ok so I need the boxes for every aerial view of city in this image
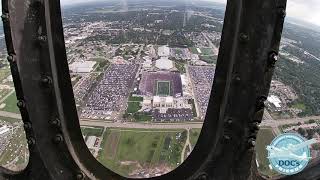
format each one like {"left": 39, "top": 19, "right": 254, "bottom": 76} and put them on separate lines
{"left": 0, "top": 0, "right": 320, "bottom": 179}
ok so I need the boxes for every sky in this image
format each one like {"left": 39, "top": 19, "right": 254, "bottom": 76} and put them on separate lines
{"left": 59, "top": 0, "right": 320, "bottom": 26}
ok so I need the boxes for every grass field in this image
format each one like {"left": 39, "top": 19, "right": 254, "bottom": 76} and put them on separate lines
{"left": 81, "top": 126, "right": 104, "bottom": 137}
{"left": 199, "top": 55, "right": 217, "bottom": 64}
{"left": 200, "top": 48, "right": 214, "bottom": 56}
{"left": 189, "top": 47, "right": 199, "bottom": 54}
{"left": 255, "top": 127, "right": 278, "bottom": 177}
{"left": 128, "top": 95, "right": 143, "bottom": 102}
{"left": 1, "top": 92, "right": 19, "bottom": 113}
{"left": 156, "top": 81, "right": 171, "bottom": 96}
{"left": 133, "top": 113, "right": 152, "bottom": 122}
{"left": 97, "top": 128, "right": 185, "bottom": 177}
{"left": 190, "top": 129, "right": 201, "bottom": 148}
{"left": 126, "top": 102, "right": 142, "bottom": 114}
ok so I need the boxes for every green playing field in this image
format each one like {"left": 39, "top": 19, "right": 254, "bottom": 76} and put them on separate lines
{"left": 156, "top": 81, "right": 171, "bottom": 96}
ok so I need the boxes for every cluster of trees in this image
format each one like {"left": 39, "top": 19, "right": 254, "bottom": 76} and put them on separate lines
{"left": 274, "top": 49, "right": 320, "bottom": 116}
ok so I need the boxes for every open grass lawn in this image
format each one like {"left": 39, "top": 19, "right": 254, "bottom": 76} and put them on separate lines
{"left": 156, "top": 81, "right": 171, "bottom": 96}
{"left": 200, "top": 55, "right": 217, "bottom": 64}
{"left": 291, "top": 102, "right": 307, "bottom": 111}
{"left": 255, "top": 127, "right": 278, "bottom": 177}
{"left": 190, "top": 129, "right": 201, "bottom": 148}
{"left": 2, "top": 92, "right": 19, "bottom": 113}
{"left": 133, "top": 113, "right": 152, "bottom": 122}
{"left": 200, "top": 48, "right": 214, "bottom": 56}
{"left": 189, "top": 47, "right": 199, "bottom": 54}
{"left": 97, "top": 128, "right": 185, "bottom": 177}
{"left": 96, "top": 60, "right": 110, "bottom": 72}
{"left": 81, "top": 126, "right": 104, "bottom": 137}
{"left": 128, "top": 95, "right": 143, "bottom": 102}
{"left": 126, "top": 102, "right": 141, "bottom": 114}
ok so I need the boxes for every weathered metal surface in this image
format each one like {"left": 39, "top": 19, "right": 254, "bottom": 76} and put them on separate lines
{"left": 5, "top": 0, "right": 320, "bottom": 180}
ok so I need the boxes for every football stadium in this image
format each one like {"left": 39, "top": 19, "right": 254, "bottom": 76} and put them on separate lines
{"left": 139, "top": 72, "right": 183, "bottom": 98}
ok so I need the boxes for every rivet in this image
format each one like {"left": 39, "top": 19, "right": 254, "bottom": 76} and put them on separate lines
{"left": 76, "top": 172, "right": 84, "bottom": 180}
{"left": 23, "top": 122, "right": 32, "bottom": 130}
{"left": 27, "top": 138, "right": 35, "bottom": 146}
{"left": 239, "top": 33, "right": 249, "bottom": 43}
{"left": 1, "top": 13, "right": 9, "bottom": 22}
{"left": 227, "top": 119, "right": 233, "bottom": 125}
{"left": 196, "top": 173, "right": 208, "bottom": 180}
{"left": 38, "top": 35, "right": 47, "bottom": 43}
{"left": 256, "top": 96, "right": 267, "bottom": 111}
{"left": 224, "top": 135, "right": 231, "bottom": 140}
{"left": 51, "top": 118, "right": 61, "bottom": 127}
{"left": 269, "top": 52, "right": 278, "bottom": 67}
{"left": 248, "top": 138, "right": 256, "bottom": 147}
{"left": 40, "top": 76, "right": 52, "bottom": 86}
{"left": 7, "top": 55, "right": 14, "bottom": 63}
{"left": 17, "top": 100, "right": 26, "bottom": 108}
{"left": 53, "top": 134, "right": 63, "bottom": 144}
{"left": 279, "top": 8, "right": 286, "bottom": 18}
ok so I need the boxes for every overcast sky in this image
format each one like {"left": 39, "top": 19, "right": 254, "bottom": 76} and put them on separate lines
{"left": 60, "top": 0, "right": 319, "bottom": 26}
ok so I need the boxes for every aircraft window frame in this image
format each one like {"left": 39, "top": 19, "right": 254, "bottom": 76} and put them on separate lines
{"left": 1, "top": 0, "right": 318, "bottom": 179}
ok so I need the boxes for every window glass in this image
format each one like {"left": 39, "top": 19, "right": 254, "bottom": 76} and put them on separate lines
{"left": 62, "top": 0, "right": 225, "bottom": 178}
{"left": 0, "top": 21, "right": 29, "bottom": 171}
{"left": 255, "top": 1, "right": 320, "bottom": 178}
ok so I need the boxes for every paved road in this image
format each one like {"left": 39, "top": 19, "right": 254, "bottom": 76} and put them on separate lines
{"left": 0, "top": 109, "right": 319, "bottom": 130}
{"left": 181, "top": 128, "right": 192, "bottom": 163}
{"left": 80, "top": 119, "right": 203, "bottom": 129}
{"left": 0, "top": 111, "right": 21, "bottom": 119}
{"left": 261, "top": 116, "right": 320, "bottom": 127}
{"left": 202, "top": 32, "right": 219, "bottom": 55}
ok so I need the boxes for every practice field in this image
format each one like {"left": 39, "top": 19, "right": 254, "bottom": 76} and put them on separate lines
{"left": 255, "top": 127, "right": 278, "bottom": 177}
{"left": 156, "top": 81, "right": 171, "bottom": 96}
{"left": 1, "top": 92, "right": 19, "bottom": 113}
{"left": 190, "top": 129, "right": 201, "bottom": 148}
{"left": 97, "top": 128, "right": 186, "bottom": 177}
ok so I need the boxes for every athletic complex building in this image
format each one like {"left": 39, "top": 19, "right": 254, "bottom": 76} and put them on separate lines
{"left": 138, "top": 71, "right": 193, "bottom": 121}
{"left": 139, "top": 71, "right": 183, "bottom": 98}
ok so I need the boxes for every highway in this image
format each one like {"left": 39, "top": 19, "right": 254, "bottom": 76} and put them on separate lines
{"left": 0, "top": 110, "right": 319, "bottom": 130}
{"left": 261, "top": 116, "right": 320, "bottom": 127}
{"left": 80, "top": 119, "right": 203, "bottom": 129}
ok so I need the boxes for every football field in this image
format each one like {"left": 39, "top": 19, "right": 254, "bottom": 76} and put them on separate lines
{"left": 156, "top": 81, "right": 171, "bottom": 96}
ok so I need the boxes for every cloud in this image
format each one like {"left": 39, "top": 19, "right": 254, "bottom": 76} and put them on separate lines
{"left": 59, "top": 0, "right": 320, "bottom": 26}
{"left": 287, "top": 0, "right": 320, "bottom": 26}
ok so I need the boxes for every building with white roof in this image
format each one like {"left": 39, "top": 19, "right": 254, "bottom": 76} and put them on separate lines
{"left": 158, "top": 46, "right": 170, "bottom": 57}
{"left": 153, "top": 96, "right": 174, "bottom": 109}
{"left": 155, "top": 57, "right": 174, "bottom": 70}
{"left": 69, "top": 61, "right": 96, "bottom": 73}
{"left": 155, "top": 46, "right": 174, "bottom": 70}
{"left": 267, "top": 95, "right": 282, "bottom": 108}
